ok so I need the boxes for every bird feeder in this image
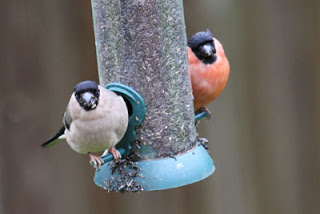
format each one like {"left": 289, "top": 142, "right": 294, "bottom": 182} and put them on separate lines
{"left": 91, "top": 0, "right": 215, "bottom": 192}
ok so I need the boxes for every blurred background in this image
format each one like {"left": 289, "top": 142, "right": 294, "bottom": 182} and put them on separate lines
{"left": 0, "top": 0, "right": 319, "bottom": 213}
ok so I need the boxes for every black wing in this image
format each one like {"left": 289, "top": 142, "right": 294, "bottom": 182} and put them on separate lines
{"left": 41, "top": 102, "right": 73, "bottom": 148}
{"left": 41, "top": 126, "right": 65, "bottom": 148}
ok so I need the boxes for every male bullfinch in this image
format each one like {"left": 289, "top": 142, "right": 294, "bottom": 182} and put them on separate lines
{"left": 188, "top": 29, "right": 230, "bottom": 117}
{"left": 42, "top": 81, "right": 129, "bottom": 170}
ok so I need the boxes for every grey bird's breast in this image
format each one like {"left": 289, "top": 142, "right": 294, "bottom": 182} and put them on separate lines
{"left": 65, "top": 86, "right": 129, "bottom": 154}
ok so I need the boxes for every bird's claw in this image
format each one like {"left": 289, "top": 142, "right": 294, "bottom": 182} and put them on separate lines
{"left": 109, "top": 147, "right": 122, "bottom": 161}
{"left": 89, "top": 153, "right": 104, "bottom": 170}
{"left": 198, "top": 107, "right": 211, "bottom": 119}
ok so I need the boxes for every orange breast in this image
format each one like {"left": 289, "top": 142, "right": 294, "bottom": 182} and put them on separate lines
{"left": 187, "top": 38, "right": 230, "bottom": 111}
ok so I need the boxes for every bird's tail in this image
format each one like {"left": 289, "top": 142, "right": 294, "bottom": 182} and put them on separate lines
{"left": 41, "top": 127, "right": 65, "bottom": 148}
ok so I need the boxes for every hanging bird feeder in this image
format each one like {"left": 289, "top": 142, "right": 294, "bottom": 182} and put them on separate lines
{"left": 90, "top": 0, "right": 214, "bottom": 192}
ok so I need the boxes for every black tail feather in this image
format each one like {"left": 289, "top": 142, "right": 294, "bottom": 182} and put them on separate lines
{"left": 41, "top": 126, "right": 65, "bottom": 148}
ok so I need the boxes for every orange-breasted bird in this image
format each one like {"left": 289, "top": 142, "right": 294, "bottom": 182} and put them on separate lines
{"left": 187, "top": 29, "right": 230, "bottom": 116}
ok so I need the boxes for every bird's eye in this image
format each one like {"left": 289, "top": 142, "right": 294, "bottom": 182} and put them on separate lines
{"left": 79, "top": 98, "right": 83, "bottom": 103}
{"left": 95, "top": 89, "right": 100, "bottom": 96}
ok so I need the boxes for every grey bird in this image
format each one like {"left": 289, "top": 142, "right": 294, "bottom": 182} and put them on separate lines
{"left": 42, "top": 80, "right": 129, "bottom": 169}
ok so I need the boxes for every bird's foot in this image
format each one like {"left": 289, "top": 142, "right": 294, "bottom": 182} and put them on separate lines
{"left": 197, "top": 107, "right": 211, "bottom": 119}
{"left": 109, "top": 147, "right": 122, "bottom": 161}
{"left": 195, "top": 120, "right": 200, "bottom": 128}
{"left": 89, "top": 153, "right": 104, "bottom": 170}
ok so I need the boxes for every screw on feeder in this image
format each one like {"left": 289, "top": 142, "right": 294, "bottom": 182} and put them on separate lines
{"left": 91, "top": 0, "right": 215, "bottom": 191}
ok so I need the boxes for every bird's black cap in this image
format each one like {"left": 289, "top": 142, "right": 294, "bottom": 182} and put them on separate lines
{"left": 74, "top": 80, "right": 99, "bottom": 94}
{"left": 188, "top": 29, "right": 213, "bottom": 49}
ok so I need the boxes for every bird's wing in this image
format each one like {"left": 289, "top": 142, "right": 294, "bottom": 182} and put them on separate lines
{"left": 41, "top": 105, "right": 72, "bottom": 148}
{"left": 41, "top": 126, "right": 65, "bottom": 148}
{"left": 63, "top": 105, "right": 72, "bottom": 130}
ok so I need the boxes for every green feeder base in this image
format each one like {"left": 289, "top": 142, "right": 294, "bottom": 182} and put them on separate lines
{"left": 94, "top": 144, "right": 215, "bottom": 191}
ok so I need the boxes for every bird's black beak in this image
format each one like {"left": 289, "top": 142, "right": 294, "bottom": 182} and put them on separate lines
{"left": 202, "top": 44, "right": 216, "bottom": 57}
{"left": 81, "top": 92, "right": 98, "bottom": 110}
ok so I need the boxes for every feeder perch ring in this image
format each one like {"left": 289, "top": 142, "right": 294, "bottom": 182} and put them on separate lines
{"left": 99, "top": 83, "right": 146, "bottom": 163}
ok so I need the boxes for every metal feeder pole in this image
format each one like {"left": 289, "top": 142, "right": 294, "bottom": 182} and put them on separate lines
{"left": 91, "top": 0, "right": 214, "bottom": 191}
